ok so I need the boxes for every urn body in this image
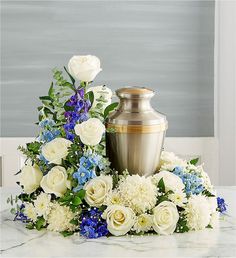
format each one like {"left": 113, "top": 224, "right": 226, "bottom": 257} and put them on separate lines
{"left": 106, "top": 87, "right": 168, "bottom": 176}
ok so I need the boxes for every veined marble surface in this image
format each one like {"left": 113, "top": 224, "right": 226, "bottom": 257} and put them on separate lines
{"left": 1, "top": 187, "right": 236, "bottom": 258}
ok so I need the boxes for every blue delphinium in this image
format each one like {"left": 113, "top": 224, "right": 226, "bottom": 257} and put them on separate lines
{"left": 38, "top": 118, "right": 60, "bottom": 142}
{"left": 64, "top": 88, "right": 91, "bottom": 141}
{"left": 80, "top": 208, "right": 108, "bottom": 238}
{"left": 217, "top": 197, "right": 227, "bottom": 213}
{"left": 173, "top": 166, "right": 205, "bottom": 195}
{"left": 72, "top": 156, "right": 97, "bottom": 192}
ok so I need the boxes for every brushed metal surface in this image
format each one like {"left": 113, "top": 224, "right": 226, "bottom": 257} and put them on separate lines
{"left": 106, "top": 87, "right": 167, "bottom": 175}
{"left": 1, "top": 0, "right": 214, "bottom": 137}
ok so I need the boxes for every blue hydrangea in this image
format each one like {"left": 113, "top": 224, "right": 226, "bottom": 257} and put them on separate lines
{"left": 38, "top": 119, "right": 60, "bottom": 142}
{"left": 217, "top": 197, "right": 227, "bottom": 213}
{"left": 173, "top": 166, "right": 205, "bottom": 195}
{"left": 80, "top": 208, "right": 108, "bottom": 238}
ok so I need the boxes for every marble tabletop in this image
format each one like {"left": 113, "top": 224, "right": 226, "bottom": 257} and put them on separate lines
{"left": 1, "top": 186, "right": 236, "bottom": 258}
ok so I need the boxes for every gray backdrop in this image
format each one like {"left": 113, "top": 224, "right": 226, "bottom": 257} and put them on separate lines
{"left": 1, "top": 0, "right": 215, "bottom": 137}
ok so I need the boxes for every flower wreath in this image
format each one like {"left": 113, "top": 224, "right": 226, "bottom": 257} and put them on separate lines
{"left": 8, "top": 55, "right": 227, "bottom": 238}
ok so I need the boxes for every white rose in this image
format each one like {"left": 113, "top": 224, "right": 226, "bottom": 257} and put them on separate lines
{"left": 152, "top": 201, "right": 179, "bottom": 235}
{"left": 41, "top": 138, "right": 72, "bottom": 165}
{"left": 40, "top": 166, "right": 71, "bottom": 197}
{"left": 102, "top": 205, "right": 135, "bottom": 236}
{"left": 68, "top": 55, "right": 102, "bottom": 82}
{"left": 74, "top": 118, "right": 105, "bottom": 146}
{"left": 153, "top": 171, "right": 185, "bottom": 193}
{"left": 87, "top": 85, "right": 113, "bottom": 111}
{"left": 19, "top": 165, "right": 43, "bottom": 194}
{"left": 84, "top": 175, "right": 112, "bottom": 207}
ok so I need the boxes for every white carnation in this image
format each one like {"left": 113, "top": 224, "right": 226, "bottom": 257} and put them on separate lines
{"left": 118, "top": 175, "right": 157, "bottom": 214}
{"left": 169, "top": 190, "right": 187, "bottom": 207}
{"left": 34, "top": 193, "right": 52, "bottom": 219}
{"left": 133, "top": 214, "right": 153, "bottom": 233}
{"left": 47, "top": 203, "right": 77, "bottom": 232}
{"left": 185, "top": 195, "right": 211, "bottom": 230}
{"left": 152, "top": 171, "right": 185, "bottom": 193}
{"left": 104, "top": 189, "right": 123, "bottom": 206}
{"left": 24, "top": 203, "right": 37, "bottom": 222}
{"left": 160, "top": 151, "right": 187, "bottom": 171}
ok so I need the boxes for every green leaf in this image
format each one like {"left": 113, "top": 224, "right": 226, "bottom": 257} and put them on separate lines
{"left": 206, "top": 224, "right": 213, "bottom": 229}
{"left": 85, "top": 91, "right": 94, "bottom": 106}
{"left": 60, "top": 230, "right": 74, "bottom": 237}
{"left": 70, "top": 219, "right": 79, "bottom": 225}
{"left": 26, "top": 142, "right": 41, "bottom": 155}
{"left": 157, "top": 177, "right": 165, "bottom": 193}
{"left": 35, "top": 217, "right": 45, "bottom": 231}
{"left": 202, "top": 189, "right": 215, "bottom": 197}
{"left": 26, "top": 223, "right": 34, "bottom": 230}
{"left": 48, "top": 82, "right": 54, "bottom": 98}
{"left": 189, "top": 157, "right": 199, "bottom": 165}
{"left": 72, "top": 196, "right": 82, "bottom": 206}
{"left": 39, "top": 96, "right": 52, "bottom": 101}
{"left": 76, "top": 189, "right": 86, "bottom": 200}
{"left": 104, "top": 102, "right": 119, "bottom": 119}
{"left": 64, "top": 66, "right": 75, "bottom": 85}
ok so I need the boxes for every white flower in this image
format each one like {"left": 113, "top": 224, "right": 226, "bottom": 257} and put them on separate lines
{"left": 34, "top": 193, "right": 52, "bottom": 219}
{"left": 24, "top": 203, "right": 37, "bottom": 222}
{"left": 153, "top": 171, "right": 185, "bottom": 193}
{"left": 75, "top": 118, "right": 105, "bottom": 146}
{"left": 185, "top": 195, "right": 211, "bottom": 230}
{"left": 47, "top": 203, "right": 77, "bottom": 232}
{"left": 68, "top": 55, "right": 102, "bottom": 82}
{"left": 152, "top": 201, "right": 179, "bottom": 235}
{"left": 40, "top": 166, "right": 71, "bottom": 197}
{"left": 118, "top": 175, "right": 157, "bottom": 214}
{"left": 133, "top": 214, "right": 153, "bottom": 233}
{"left": 84, "top": 175, "right": 112, "bottom": 207}
{"left": 169, "top": 191, "right": 187, "bottom": 207}
{"left": 160, "top": 151, "right": 187, "bottom": 171}
{"left": 104, "top": 190, "right": 123, "bottom": 206}
{"left": 87, "top": 85, "right": 113, "bottom": 111}
{"left": 41, "top": 138, "right": 72, "bottom": 165}
{"left": 209, "top": 211, "right": 220, "bottom": 228}
{"left": 102, "top": 205, "right": 135, "bottom": 236}
{"left": 208, "top": 196, "right": 218, "bottom": 213}
{"left": 19, "top": 165, "right": 43, "bottom": 194}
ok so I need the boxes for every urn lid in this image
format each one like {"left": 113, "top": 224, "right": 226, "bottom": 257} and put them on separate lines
{"left": 116, "top": 87, "right": 155, "bottom": 99}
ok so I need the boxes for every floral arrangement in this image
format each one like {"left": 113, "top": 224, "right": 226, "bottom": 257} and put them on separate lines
{"left": 8, "top": 55, "right": 227, "bottom": 238}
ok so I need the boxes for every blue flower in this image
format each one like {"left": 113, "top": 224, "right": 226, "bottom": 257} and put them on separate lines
{"left": 14, "top": 204, "right": 28, "bottom": 223}
{"left": 41, "top": 129, "right": 60, "bottom": 142}
{"left": 39, "top": 119, "right": 56, "bottom": 128}
{"left": 173, "top": 166, "right": 205, "bottom": 195}
{"left": 217, "top": 197, "right": 227, "bottom": 213}
{"left": 63, "top": 88, "right": 91, "bottom": 142}
{"left": 73, "top": 166, "right": 93, "bottom": 185}
{"left": 80, "top": 208, "right": 108, "bottom": 238}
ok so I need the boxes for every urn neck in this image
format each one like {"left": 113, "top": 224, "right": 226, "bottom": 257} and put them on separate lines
{"left": 118, "top": 98, "right": 153, "bottom": 112}
{"left": 116, "top": 87, "right": 155, "bottom": 113}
